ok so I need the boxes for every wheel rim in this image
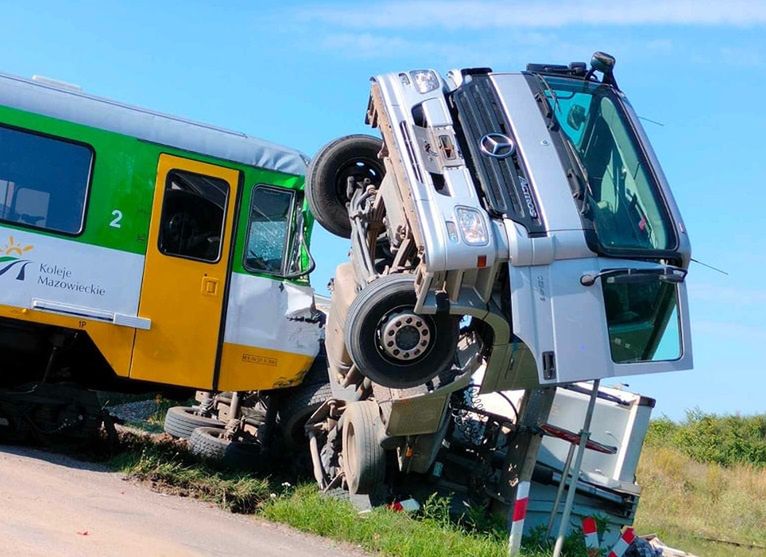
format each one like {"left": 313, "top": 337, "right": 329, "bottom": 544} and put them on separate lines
{"left": 335, "top": 157, "right": 384, "bottom": 202}
{"left": 376, "top": 307, "right": 435, "bottom": 364}
{"left": 378, "top": 309, "right": 433, "bottom": 362}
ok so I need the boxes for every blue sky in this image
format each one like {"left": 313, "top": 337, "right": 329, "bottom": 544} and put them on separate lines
{"left": 3, "top": 1, "right": 764, "bottom": 419}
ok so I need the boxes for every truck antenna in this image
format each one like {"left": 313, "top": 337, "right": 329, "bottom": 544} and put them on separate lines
{"left": 691, "top": 257, "right": 728, "bottom": 276}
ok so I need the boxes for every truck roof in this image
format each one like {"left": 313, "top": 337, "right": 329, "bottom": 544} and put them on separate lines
{"left": 0, "top": 72, "right": 307, "bottom": 177}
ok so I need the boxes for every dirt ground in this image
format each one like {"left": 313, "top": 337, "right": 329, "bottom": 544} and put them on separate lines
{"left": 0, "top": 444, "right": 365, "bottom": 557}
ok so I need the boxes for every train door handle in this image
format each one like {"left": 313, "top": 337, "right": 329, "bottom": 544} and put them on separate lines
{"left": 201, "top": 276, "right": 219, "bottom": 296}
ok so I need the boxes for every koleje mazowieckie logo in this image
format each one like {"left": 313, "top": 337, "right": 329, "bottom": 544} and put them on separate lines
{"left": 0, "top": 236, "right": 34, "bottom": 280}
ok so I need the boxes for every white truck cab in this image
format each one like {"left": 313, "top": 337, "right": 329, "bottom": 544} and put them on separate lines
{"left": 308, "top": 53, "right": 692, "bottom": 395}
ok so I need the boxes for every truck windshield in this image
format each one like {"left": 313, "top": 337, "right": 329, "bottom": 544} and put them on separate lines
{"left": 540, "top": 76, "right": 676, "bottom": 254}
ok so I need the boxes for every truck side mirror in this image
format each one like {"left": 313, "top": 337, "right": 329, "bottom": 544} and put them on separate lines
{"left": 591, "top": 51, "right": 616, "bottom": 75}
{"left": 589, "top": 51, "right": 619, "bottom": 89}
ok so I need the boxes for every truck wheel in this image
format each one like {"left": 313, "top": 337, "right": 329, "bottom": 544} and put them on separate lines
{"left": 279, "top": 381, "right": 332, "bottom": 450}
{"left": 342, "top": 401, "right": 385, "bottom": 495}
{"left": 188, "top": 427, "right": 264, "bottom": 471}
{"left": 345, "top": 274, "right": 458, "bottom": 388}
{"left": 163, "top": 406, "right": 224, "bottom": 439}
{"left": 188, "top": 426, "right": 230, "bottom": 459}
{"left": 306, "top": 134, "right": 384, "bottom": 238}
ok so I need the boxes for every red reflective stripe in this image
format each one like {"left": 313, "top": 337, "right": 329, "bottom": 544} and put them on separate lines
{"left": 582, "top": 517, "right": 598, "bottom": 535}
{"left": 512, "top": 497, "right": 528, "bottom": 522}
{"left": 606, "top": 528, "right": 636, "bottom": 557}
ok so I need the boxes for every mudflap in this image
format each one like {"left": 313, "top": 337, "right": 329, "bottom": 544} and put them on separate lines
{"left": 0, "top": 383, "right": 105, "bottom": 446}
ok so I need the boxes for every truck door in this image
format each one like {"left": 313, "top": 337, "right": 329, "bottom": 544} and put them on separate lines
{"left": 508, "top": 257, "right": 693, "bottom": 386}
{"left": 130, "top": 154, "right": 240, "bottom": 388}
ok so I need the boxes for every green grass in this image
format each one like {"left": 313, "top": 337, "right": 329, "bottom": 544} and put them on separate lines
{"left": 260, "top": 485, "right": 593, "bottom": 557}
{"left": 110, "top": 432, "right": 270, "bottom": 513}
{"left": 646, "top": 410, "right": 766, "bottom": 467}
{"left": 107, "top": 431, "right": 587, "bottom": 556}
{"left": 263, "top": 486, "right": 512, "bottom": 557}
{"left": 104, "top": 409, "right": 766, "bottom": 557}
{"left": 636, "top": 414, "right": 766, "bottom": 557}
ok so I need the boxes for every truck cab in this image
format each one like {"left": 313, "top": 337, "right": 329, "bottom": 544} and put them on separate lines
{"left": 307, "top": 53, "right": 692, "bottom": 395}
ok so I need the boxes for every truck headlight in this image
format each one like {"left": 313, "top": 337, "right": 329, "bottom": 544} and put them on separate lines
{"left": 410, "top": 70, "right": 440, "bottom": 93}
{"left": 456, "top": 207, "right": 489, "bottom": 245}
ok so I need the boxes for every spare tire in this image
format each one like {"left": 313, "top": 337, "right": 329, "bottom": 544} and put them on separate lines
{"left": 306, "top": 134, "right": 384, "bottom": 238}
{"left": 163, "top": 406, "right": 224, "bottom": 439}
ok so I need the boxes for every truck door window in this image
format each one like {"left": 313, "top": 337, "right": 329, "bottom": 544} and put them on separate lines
{"left": 244, "top": 186, "right": 294, "bottom": 275}
{"left": 0, "top": 125, "right": 92, "bottom": 235}
{"left": 158, "top": 169, "right": 229, "bottom": 262}
{"left": 603, "top": 278, "right": 681, "bottom": 363}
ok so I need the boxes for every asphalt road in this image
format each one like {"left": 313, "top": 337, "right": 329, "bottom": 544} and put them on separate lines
{"left": 0, "top": 444, "right": 365, "bottom": 557}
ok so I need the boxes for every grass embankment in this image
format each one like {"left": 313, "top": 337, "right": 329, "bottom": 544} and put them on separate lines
{"left": 111, "top": 433, "right": 270, "bottom": 513}
{"left": 635, "top": 412, "right": 766, "bottom": 557}
{"left": 108, "top": 430, "right": 580, "bottom": 556}
{"left": 265, "top": 486, "right": 513, "bottom": 557}
{"left": 110, "top": 402, "right": 766, "bottom": 557}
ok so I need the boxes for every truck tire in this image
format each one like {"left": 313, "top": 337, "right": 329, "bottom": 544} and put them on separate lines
{"left": 342, "top": 401, "right": 385, "bottom": 495}
{"left": 188, "top": 427, "right": 264, "bottom": 471}
{"left": 279, "top": 381, "right": 332, "bottom": 450}
{"left": 163, "top": 406, "right": 224, "bottom": 439}
{"left": 306, "top": 134, "right": 384, "bottom": 238}
{"left": 345, "top": 274, "right": 458, "bottom": 388}
{"left": 188, "top": 426, "right": 230, "bottom": 459}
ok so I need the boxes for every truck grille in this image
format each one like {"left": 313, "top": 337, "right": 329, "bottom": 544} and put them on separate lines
{"left": 450, "top": 74, "right": 545, "bottom": 236}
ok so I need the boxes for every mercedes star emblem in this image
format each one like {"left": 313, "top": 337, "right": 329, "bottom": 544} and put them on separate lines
{"left": 479, "top": 133, "right": 515, "bottom": 159}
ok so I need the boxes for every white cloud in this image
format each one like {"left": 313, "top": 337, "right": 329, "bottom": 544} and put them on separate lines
{"left": 320, "top": 33, "right": 455, "bottom": 59}
{"left": 299, "top": 1, "right": 766, "bottom": 30}
{"left": 317, "top": 30, "right": 566, "bottom": 62}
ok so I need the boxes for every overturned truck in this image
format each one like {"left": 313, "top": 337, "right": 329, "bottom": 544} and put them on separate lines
{"left": 302, "top": 52, "right": 692, "bottom": 541}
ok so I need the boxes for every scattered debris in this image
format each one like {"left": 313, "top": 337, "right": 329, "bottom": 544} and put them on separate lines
{"left": 388, "top": 498, "right": 420, "bottom": 513}
{"left": 642, "top": 535, "right": 699, "bottom": 557}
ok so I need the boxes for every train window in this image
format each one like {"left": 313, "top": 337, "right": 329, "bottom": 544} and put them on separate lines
{"left": 244, "top": 186, "right": 294, "bottom": 275}
{"left": 158, "top": 169, "right": 229, "bottom": 262}
{"left": 0, "top": 125, "right": 92, "bottom": 234}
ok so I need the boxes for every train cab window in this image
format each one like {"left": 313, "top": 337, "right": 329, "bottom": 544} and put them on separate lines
{"left": 244, "top": 186, "right": 294, "bottom": 275}
{"left": 158, "top": 169, "right": 229, "bottom": 262}
{"left": 0, "top": 125, "right": 92, "bottom": 234}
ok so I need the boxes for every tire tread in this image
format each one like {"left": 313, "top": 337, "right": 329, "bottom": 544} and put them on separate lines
{"left": 163, "top": 406, "right": 224, "bottom": 439}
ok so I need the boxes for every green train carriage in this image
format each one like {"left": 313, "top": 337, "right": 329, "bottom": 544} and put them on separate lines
{"left": 0, "top": 72, "right": 322, "bottom": 397}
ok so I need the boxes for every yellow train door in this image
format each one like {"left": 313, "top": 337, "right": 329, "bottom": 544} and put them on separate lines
{"left": 130, "top": 154, "right": 240, "bottom": 388}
